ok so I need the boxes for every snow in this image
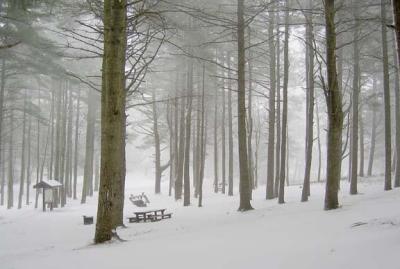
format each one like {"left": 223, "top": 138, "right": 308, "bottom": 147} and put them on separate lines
{"left": 1, "top": 176, "right": 400, "bottom": 269}
{"left": 33, "top": 179, "right": 63, "bottom": 189}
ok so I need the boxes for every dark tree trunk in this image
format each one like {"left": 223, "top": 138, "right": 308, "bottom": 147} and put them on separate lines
{"left": 237, "top": 0, "right": 253, "bottom": 211}
{"left": 95, "top": 0, "right": 127, "bottom": 243}
{"left": 324, "top": 0, "right": 344, "bottom": 210}
{"left": 381, "top": 0, "right": 392, "bottom": 191}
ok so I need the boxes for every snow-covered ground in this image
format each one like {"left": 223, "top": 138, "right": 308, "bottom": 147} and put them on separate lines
{"left": 1, "top": 176, "right": 400, "bottom": 269}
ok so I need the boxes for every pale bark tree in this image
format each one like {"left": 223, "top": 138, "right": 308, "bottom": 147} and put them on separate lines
{"left": 266, "top": 1, "right": 276, "bottom": 200}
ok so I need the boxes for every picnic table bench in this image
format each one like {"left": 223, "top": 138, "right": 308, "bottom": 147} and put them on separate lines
{"left": 127, "top": 209, "right": 172, "bottom": 223}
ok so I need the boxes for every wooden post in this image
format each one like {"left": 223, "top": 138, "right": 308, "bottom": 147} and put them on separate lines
{"left": 42, "top": 188, "right": 46, "bottom": 212}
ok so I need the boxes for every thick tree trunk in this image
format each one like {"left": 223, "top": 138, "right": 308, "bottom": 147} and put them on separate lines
{"left": 324, "top": 0, "right": 344, "bottom": 210}
{"left": 381, "top": 0, "right": 392, "bottom": 191}
{"left": 266, "top": 2, "right": 276, "bottom": 200}
{"left": 95, "top": 0, "right": 127, "bottom": 243}
{"left": 237, "top": 0, "right": 253, "bottom": 211}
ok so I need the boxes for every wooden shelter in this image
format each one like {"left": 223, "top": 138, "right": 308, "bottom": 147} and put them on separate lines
{"left": 33, "top": 180, "right": 62, "bottom": 212}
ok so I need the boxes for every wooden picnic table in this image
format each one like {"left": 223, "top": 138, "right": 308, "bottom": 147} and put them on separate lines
{"left": 133, "top": 209, "right": 166, "bottom": 222}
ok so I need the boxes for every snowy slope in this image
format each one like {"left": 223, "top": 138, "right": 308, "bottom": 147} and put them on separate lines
{"left": 1, "top": 176, "right": 400, "bottom": 269}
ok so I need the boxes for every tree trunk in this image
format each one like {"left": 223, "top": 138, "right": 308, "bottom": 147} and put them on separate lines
{"left": 393, "top": 28, "right": 400, "bottom": 187}
{"left": 18, "top": 90, "right": 27, "bottom": 209}
{"left": 301, "top": 0, "right": 314, "bottom": 202}
{"left": 152, "top": 87, "right": 162, "bottom": 194}
{"left": 381, "top": 0, "right": 392, "bottom": 191}
{"left": 0, "top": 59, "right": 5, "bottom": 206}
{"left": 324, "top": 0, "right": 344, "bottom": 210}
{"left": 316, "top": 102, "right": 322, "bottom": 183}
{"left": 274, "top": 20, "right": 281, "bottom": 198}
{"left": 198, "top": 64, "right": 206, "bottom": 207}
{"left": 82, "top": 90, "right": 96, "bottom": 204}
{"left": 367, "top": 76, "right": 378, "bottom": 177}
{"left": 7, "top": 102, "right": 14, "bottom": 209}
{"left": 95, "top": 0, "right": 127, "bottom": 243}
{"left": 266, "top": 1, "right": 276, "bottom": 200}
{"left": 73, "top": 88, "right": 81, "bottom": 199}
{"left": 213, "top": 72, "right": 219, "bottom": 193}
{"left": 359, "top": 109, "right": 365, "bottom": 177}
{"left": 278, "top": 0, "right": 289, "bottom": 204}
{"left": 237, "top": 0, "right": 253, "bottom": 211}
{"left": 26, "top": 106, "right": 32, "bottom": 205}
{"left": 350, "top": 10, "right": 360, "bottom": 195}
{"left": 175, "top": 73, "right": 185, "bottom": 200}
{"left": 183, "top": 57, "right": 193, "bottom": 207}
{"left": 228, "top": 53, "right": 234, "bottom": 196}
{"left": 222, "top": 58, "right": 227, "bottom": 194}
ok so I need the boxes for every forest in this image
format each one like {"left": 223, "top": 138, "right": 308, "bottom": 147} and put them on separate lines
{"left": 1, "top": 0, "right": 400, "bottom": 268}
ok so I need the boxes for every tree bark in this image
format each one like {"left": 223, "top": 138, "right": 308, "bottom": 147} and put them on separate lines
{"left": 183, "top": 57, "right": 193, "bottom": 206}
{"left": 279, "top": 0, "right": 289, "bottom": 204}
{"left": 350, "top": 9, "right": 360, "bottom": 195}
{"left": 266, "top": 1, "right": 276, "bottom": 200}
{"left": 95, "top": 0, "right": 127, "bottom": 243}
{"left": 237, "top": 0, "right": 253, "bottom": 211}
{"left": 367, "top": 76, "right": 378, "bottom": 177}
{"left": 18, "top": 90, "right": 27, "bottom": 209}
{"left": 301, "top": 0, "right": 314, "bottom": 202}
{"left": 228, "top": 53, "right": 234, "bottom": 196}
{"left": 0, "top": 59, "right": 5, "bottom": 206}
{"left": 324, "top": 0, "right": 344, "bottom": 210}
{"left": 73, "top": 88, "right": 81, "bottom": 199}
{"left": 381, "top": 0, "right": 392, "bottom": 191}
